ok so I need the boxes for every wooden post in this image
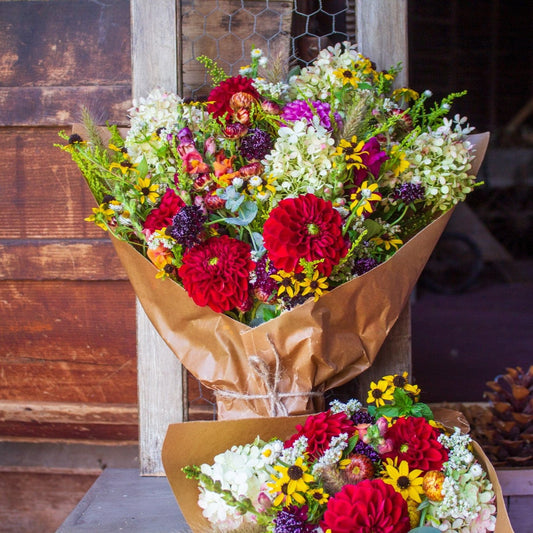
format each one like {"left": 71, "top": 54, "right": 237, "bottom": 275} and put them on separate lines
{"left": 131, "top": 0, "right": 186, "bottom": 476}
{"left": 354, "top": 0, "right": 411, "bottom": 396}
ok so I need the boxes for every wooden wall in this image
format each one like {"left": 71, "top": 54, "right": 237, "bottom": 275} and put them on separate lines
{"left": 0, "top": 0, "right": 137, "bottom": 442}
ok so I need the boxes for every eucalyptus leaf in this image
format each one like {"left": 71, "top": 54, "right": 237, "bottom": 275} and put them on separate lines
{"left": 408, "top": 528, "right": 441, "bottom": 532}
{"left": 250, "top": 231, "right": 264, "bottom": 252}
{"left": 224, "top": 201, "right": 258, "bottom": 226}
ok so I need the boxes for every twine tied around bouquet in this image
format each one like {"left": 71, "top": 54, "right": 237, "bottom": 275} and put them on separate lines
{"left": 215, "top": 334, "right": 322, "bottom": 417}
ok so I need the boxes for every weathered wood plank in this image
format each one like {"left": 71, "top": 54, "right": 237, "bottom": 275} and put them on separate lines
{"left": 0, "top": 127, "right": 103, "bottom": 239}
{"left": 0, "top": 0, "right": 130, "bottom": 86}
{"left": 131, "top": 0, "right": 186, "bottom": 476}
{"left": 0, "top": 280, "right": 137, "bottom": 404}
{"left": 356, "top": 0, "right": 408, "bottom": 87}
{"left": 0, "top": 86, "right": 131, "bottom": 127}
{"left": 0, "top": 239, "right": 127, "bottom": 281}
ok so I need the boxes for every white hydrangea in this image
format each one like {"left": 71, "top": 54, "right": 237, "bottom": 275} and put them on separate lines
{"left": 312, "top": 433, "right": 350, "bottom": 474}
{"left": 288, "top": 41, "right": 363, "bottom": 101}
{"left": 253, "top": 78, "right": 290, "bottom": 101}
{"left": 124, "top": 88, "right": 205, "bottom": 169}
{"left": 402, "top": 120, "right": 476, "bottom": 211}
{"left": 329, "top": 398, "right": 363, "bottom": 417}
{"left": 197, "top": 440, "right": 275, "bottom": 531}
{"left": 425, "top": 429, "right": 497, "bottom": 532}
{"left": 262, "top": 119, "right": 336, "bottom": 199}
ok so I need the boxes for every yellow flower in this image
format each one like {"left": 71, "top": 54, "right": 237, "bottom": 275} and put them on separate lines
{"left": 268, "top": 456, "right": 314, "bottom": 507}
{"left": 134, "top": 177, "right": 159, "bottom": 204}
{"left": 334, "top": 68, "right": 359, "bottom": 87}
{"left": 392, "top": 87, "right": 420, "bottom": 104}
{"left": 84, "top": 203, "right": 114, "bottom": 231}
{"left": 390, "top": 145, "right": 410, "bottom": 177}
{"left": 354, "top": 57, "right": 374, "bottom": 75}
{"left": 382, "top": 371, "right": 421, "bottom": 398}
{"left": 371, "top": 233, "right": 403, "bottom": 251}
{"left": 109, "top": 159, "right": 138, "bottom": 175}
{"left": 381, "top": 458, "right": 424, "bottom": 503}
{"left": 271, "top": 270, "right": 300, "bottom": 298}
{"left": 367, "top": 379, "right": 394, "bottom": 407}
{"left": 300, "top": 270, "right": 328, "bottom": 301}
{"left": 350, "top": 181, "right": 382, "bottom": 216}
{"left": 309, "top": 487, "right": 329, "bottom": 505}
{"left": 335, "top": 136, "right": 367, "bottom": 170}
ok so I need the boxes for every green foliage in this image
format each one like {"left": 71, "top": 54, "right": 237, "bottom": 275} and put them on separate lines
{"left": 368, "top": 388, "right": 434, "bottom": 421}
{"left": 197, "top": 55, "right": 228, "bottom": 85}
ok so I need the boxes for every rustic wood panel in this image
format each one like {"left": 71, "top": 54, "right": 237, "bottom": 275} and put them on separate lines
{"left": 0, "top": 470, "right": 98, "bottom": 533}
{"left": 0, "top": 0, "right": 131, "bottom": 126}
{"left": 0, "top": 127, "right": 107, "bottom": 239}
{"left": 0, "top": 280, "right": 137, "bottom": 404}
{"left": 0, "top": 239, "right": 127, "bottom": 281}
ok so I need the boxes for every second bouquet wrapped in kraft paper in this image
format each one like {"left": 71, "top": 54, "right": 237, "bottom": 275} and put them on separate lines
{"left": 58, "top": 43, "right": 489, "bottom": 419}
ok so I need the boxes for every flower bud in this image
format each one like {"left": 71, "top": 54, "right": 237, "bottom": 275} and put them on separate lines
{"left": 224, "top": 122, "right": 248, "bottom": 139}
{"left": 261, "top": 100, "right": 281, "bottom": 115}
{"left": 239, "top": 161, "right": 264, "bottom": 177}
{"left": 230, "top": 91, "right": 256, "bottom": 111}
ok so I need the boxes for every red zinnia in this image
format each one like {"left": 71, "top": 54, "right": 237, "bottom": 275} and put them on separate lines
{"left": 178, "top": 235, "right": 255, "bottom": 313}
{"left": 207, "top": 75, "right": 260, "bottom": 121}
{"left": 263, "top": 194, "right": 348, "bottom": 276}
{"left": 143, "top": 188, "right": 184, "bottom": 235}
{"left": 381, "top": 416, "right": 449, "bottom": 472}
{"left": 321, "top": 479, "right": 410, "bottom": 533}
{"left": 284, "top": 411, "right": 354, "bottom": 460}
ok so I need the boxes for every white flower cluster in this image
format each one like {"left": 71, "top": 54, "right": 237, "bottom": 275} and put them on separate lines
{"left": 197, "top": 440, "right": 276, "bottom": 530}
{"left": 312, "top": 433, "right": 350, "bottom": 474}
{"left": 253, "top": 78, "right": 290, "bottom": 101}
{"left": 426, "top": 428, "right": 496, "bottom": 532}
{"left": 402, "top": 119, "right": 476, "bottom": 211}
{"left": 288, "top": 41, "right": 362, "bottom": 101}
{"left": 280, "top": 435, "right": 308, "bottom": 464}
{"left": 329, "top": 398, "right": 363, "bottom": 417}
{"left": 263, "top": 119, "right": 337, "bottom": 198}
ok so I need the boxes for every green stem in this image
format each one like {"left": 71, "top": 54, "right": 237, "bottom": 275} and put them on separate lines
{"left": 389, "top": 204, "right": 409, "bottom": 227}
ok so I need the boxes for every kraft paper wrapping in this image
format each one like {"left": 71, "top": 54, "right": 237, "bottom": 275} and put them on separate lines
{"left": 161, "top": 408, "right": 513, "bottom": 533}
{"left": 106, "top": 132, "right": 489, "bottom": 419}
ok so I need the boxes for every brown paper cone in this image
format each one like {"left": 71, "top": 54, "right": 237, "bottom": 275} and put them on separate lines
{"left": 162, "top": 409, "right": 513, "bottom": 533}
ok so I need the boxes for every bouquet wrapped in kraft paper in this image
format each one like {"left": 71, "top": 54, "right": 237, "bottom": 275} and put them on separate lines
{"left": 110, "top": 205, "right": 452, "bottom": 419}
{"left": 58, "top": 42, "right": 490, "bottom": 419}
{"left": 162, "top": 398, "right": 514, "bottom": 532}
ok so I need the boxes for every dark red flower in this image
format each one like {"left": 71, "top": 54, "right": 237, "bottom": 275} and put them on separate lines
{"left": 321, "top": 479, "right": 410, "bottom": 533}
{"left": 284, "top": 411, "right": 354, "bottom": 460}
{"left": 381, "top": 416, "right": 449, "bottom": 472}
{"left": 143, "top": 188, "right": 184, "bottom": 235}
{"left": 178, "top": 235, "right": 255, "bottom": 313}
{"left": 263, "top": 194, "right": 348, "bottom": 276}
{"left": 207, "top": 76, "right": 260, "bottom": 122}
{"left": 352, "top": 136, "right": 389, "bottom": 187}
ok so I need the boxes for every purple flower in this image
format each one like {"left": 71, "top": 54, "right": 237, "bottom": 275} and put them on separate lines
{"left": 353, "top": 137, "right": 389, "bottom": 186}
{"left": 177, "top": 127, "right": 194, "bottom": 144}
{"left": 274, "top": 505, "right": 314, "bottom": 533}
{"left": 353, "top": 257, "right": 379, "bottom": 276}
{"left": 168, "top": 205, "right": 206, "bottom": 248}
{"left": 392, "top": 182, "right": 425, "bottom": 203}
{"left": 281, "top": 100, "right": 342, "bottom": 132}
{"left": 239, "top": 128, "right": 273, "bottom": 161}
{"left": 253, "top": 254, "right": 278, "bottom": 303}
{"left": 353, "top": 438, "right": 380, "bottom": 463}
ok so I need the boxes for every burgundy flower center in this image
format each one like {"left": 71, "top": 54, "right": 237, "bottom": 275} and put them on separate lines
{"left": 307, "top": 222, "right": 320, "bottom": 236}
{"left": 343, "top": 70, "right": 354, "bottom": 78}
{"left": 397, "top": 476, "right": 411, "bottom": 489}
{"left": 312, "top": 491, "right": 322, "bottom": 501}
{"left": 288, "top": 465, "right": 304, "bottom": 480}
{"left": 141, "top": 187, "right": 151, "bottom": 195}
{"left": 310, "top": 280, "right": 320, "bottom": 290}
{"left": 371, "top": 389, "right": 383, "bottom": 399}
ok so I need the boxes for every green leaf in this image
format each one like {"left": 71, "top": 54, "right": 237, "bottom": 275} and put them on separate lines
{"left": 362, "top": 218, "right": 383, "bottom": 239}
{"left": 409, "top": 528, "right": 441, "bottom": 533}
{"left": 136, "top": 156, "right": 149, "bottom": 178}
{"left": 224, "top": 201, "right": 258, "bottom": 226}
{"left": 411, "top": 402, "right": 434, "bottom": 421}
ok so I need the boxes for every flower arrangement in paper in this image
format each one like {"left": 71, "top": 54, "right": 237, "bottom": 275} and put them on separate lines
{"left": 58, "top": 42, "right": 480, "bottom": 326}
{"left": 183, "top": 373, "right": 497, "bottom": 533}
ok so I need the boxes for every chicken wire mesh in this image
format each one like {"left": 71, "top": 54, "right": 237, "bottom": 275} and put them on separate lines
{"left": 179, "top": 0, "right": 356, "bottom": 420}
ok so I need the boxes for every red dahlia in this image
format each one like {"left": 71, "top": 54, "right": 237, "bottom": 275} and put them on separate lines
{"left": 284, "top": 411, "right": 354, "bottom": 460}
{"left": 143, "top": 188, "right": 184, "bottom": 235}
{"left": 178, "top": 235, "right": 255, "bottom": 313}
{"left": 381, "top": 416, "right": 449, "bottom": 472}
{"left": 263, "top": 194, "right": 348, "bottom": 276}
{"left": 207, "top": 76, "right": 260, "bottom": 121}
{"left": 321, "top": 479, "right": 410, "bottom": 533}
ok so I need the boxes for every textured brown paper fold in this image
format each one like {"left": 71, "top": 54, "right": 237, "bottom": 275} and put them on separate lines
{"left": 162, "top": 407, "right": 513, "bottom": 533}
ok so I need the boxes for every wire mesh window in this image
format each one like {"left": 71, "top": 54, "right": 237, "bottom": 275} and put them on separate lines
{"left": 179, "top": 0, "right": 355, "bottom": 420}
{"left": 181, "top": 0, "right": 355, "bottom": 99}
